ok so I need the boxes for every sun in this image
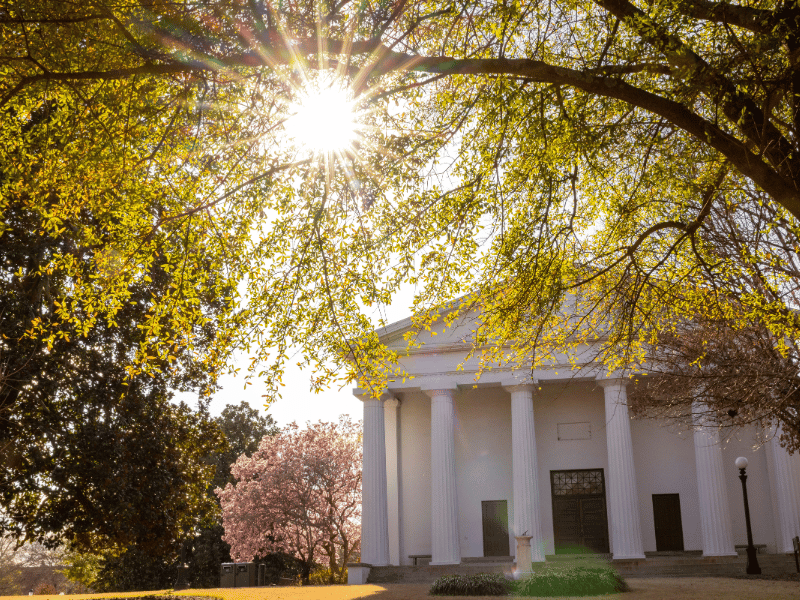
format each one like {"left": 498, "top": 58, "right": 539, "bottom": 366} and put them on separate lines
{"left": 285, "top": 76, "right": 361, "bottom": 155}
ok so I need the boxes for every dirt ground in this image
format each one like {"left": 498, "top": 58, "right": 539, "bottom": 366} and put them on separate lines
{"left": 182, "top": 578, "right": 799, "bottom": 600}
{"left": 4, "top": 577, "right": 798, "bottom": 600}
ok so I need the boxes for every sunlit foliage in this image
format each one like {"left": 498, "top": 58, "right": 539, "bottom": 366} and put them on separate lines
{"left": 1, "top": 1, "right": 798, "bottom": 447}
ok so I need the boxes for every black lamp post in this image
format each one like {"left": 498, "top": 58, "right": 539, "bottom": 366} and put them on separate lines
{"left": 735, "top": 456, "right": 761, "bottom": 575}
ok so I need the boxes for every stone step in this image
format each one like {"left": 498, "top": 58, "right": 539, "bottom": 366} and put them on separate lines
{"left": 461, "top": 556, "right": 514, "bottom": 563}
{"left": 366, "top": 553, "right": 798, "bottom": 584}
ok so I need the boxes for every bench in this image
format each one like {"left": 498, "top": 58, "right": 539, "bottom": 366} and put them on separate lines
{"left": 409, "top": 554, "right": 432, "bottom": 566}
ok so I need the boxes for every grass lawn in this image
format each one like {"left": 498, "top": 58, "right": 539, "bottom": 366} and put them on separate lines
{"left": 3, "top": 578, "right": 797, "bottom": 600}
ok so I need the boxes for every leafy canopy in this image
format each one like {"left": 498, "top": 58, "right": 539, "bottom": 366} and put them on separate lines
{"left": 1, "top": 1, "right": 798, "bottom": 443}
{"left": 0, "top": 135, "right": 228, "bottom": 550}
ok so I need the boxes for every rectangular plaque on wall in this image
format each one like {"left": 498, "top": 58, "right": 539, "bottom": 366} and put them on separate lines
{"left": 557, "top": 422, "right": 591, "bottom": 440}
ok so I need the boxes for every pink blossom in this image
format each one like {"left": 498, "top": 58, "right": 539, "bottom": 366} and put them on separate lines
{"left": 217, "top": 416, "right": 361, "bottom": 583}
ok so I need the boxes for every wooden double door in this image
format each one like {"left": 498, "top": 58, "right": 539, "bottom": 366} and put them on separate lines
{"left": 551, "top": 469, "right": 610, "bottom": 553}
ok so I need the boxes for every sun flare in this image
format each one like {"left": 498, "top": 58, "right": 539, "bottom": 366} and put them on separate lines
{"left": 285, "top": 77, "right": 361, "bottom": 155}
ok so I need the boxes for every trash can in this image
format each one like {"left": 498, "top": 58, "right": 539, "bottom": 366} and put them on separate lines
{"left": 220, "top": 563, "right": 235, "bottom": 587}
{"left": 234, "top": 562, "right": 257, "bottom": 587}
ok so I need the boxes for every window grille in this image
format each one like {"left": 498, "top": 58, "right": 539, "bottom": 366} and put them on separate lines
{"left": 551, "top": 469, "right": 604, "bottom": 496}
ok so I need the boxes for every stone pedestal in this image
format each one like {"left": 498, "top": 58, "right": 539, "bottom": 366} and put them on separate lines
{"left": 692, "top": 401, "right": 737, "bottom": 556}
{"left": 346, "top": 563, "right": 371, "bottom": 585}
{"left": 505, "top": 384, "right": 545, "bottom": 562}
{"left": 425, "top": 388, "right": 461, "bottom": 565}
{"left": 599, "top": 378, "right": 645, "bottom": 559}
{"left": 514, "top": 535, "right": 533, "bottom": 580}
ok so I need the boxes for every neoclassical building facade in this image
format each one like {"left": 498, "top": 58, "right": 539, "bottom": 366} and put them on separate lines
{"left": 354, "top": 312, "right": 800, "bottom": 576}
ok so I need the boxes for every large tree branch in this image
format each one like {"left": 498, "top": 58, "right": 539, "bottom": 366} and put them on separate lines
{"left": 366, "top": 52, "right": 800, "bottom": 219}
{"left": 672, "top": 0, "right": 775, "bottom": 34}
{"left": 594, "top": 0, "right": 798, "bottom": 189}
{"left": 7, "top": 25, "right": 797, "bottom": 217}
{"left": 0, "top": 36, "right": 383, "bottom": 105}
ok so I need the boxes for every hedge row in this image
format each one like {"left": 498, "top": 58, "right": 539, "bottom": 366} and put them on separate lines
{"left": 429, "top": 565, "right": 629, "bottom": 597}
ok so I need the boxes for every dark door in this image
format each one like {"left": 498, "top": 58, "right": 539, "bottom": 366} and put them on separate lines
{"left": 551, "top": 469, "right": 610, "bottom": 553}
{"left": 482, "top": 500, "right": 510, "bottom": 556}
{"left": 652, "top": 494, "right": 684, "bottom": 551}
{"left": 579, "top": 497, "right": 609, "bottom": 552}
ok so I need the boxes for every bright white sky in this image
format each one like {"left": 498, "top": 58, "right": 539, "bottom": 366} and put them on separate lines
{"left": 190, "top": 283, "right": 416, "bottom": 427}
{"left": 203, "top": 358, "right": 363, "bottom": 426}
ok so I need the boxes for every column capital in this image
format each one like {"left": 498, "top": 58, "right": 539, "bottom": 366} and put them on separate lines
{"left": 503, "top": 382, "right": 540, "bottom": 395}
{"left": 384, "top": 396, "right": 400, "bottom": 409}
{"left": 422, "top": 387, "right": 458, "bottom": 400}
{"left": 691, "top": 400, "right": 719, "bottom": 430}
{"left": 596, "top": 375, "right": 630, "bottom": 389}
{"left": 353, "top": 388, "right": 389, "bottom": 402}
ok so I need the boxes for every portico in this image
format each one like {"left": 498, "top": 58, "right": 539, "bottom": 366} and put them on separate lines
{"left": 349, "top": 314, "right": 800, "bottom": 583}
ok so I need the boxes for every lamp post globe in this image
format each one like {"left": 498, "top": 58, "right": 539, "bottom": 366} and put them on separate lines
{"left": 735, "top": 457, "right": 761, "bottom": 575}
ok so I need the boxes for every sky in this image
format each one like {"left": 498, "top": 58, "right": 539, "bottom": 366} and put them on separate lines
{"left": 200, "top": 358, "right": 364, "bottom": 427}
{"left": 182, "top": 284, "right": 418, "bottom": 428}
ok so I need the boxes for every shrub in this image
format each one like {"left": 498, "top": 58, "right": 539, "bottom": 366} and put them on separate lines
{"left": 430, "top": 573, "right": 513, "bottom": 596}
{"left": 34, "top": 583, "right": 57, "bottom": 595}
{"left": 513, "top": 565, "right": 629, "bottom": 597}
{"left": 93, "top": 545, "right": 175, "bottom": 592}
{"left": 257, "top": 552, "right": 304, "bottom": 585}
{"left": 308, "top": 567, "right": 347, "bottom": 585}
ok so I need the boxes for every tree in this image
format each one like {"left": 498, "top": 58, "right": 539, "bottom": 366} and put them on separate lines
{"left": 0, "top": 535, "right": 21, "bottom": 595}
{"left": 210, "top": 401, "right": 280, "bottom": 492}
{"left": 64, "top": 402, "right": 278, "bottom": 591}
{"left": 218, "top": 418, "right": 361, "bottom": 584}
{"left": 627, "top": 194, "right": 800, "bottom": 452}
{"left": 184, "top": 402, "right": 280, "bottom": 588}
{"left": 1, "top": 394, "right": 225, "bottom": 555}
{"left": 2, "top": 1, "right": 798, "bottom": 447}
{"left": 0, "top": 102, "right": 230, "bottom": 552}
{"left": 8, "top": 542, "right": 78, "bottom": 595}
{"left": 59, "top": 547, "right": 101, "bottom": 594}
{"left": 92, "top": 546, "right": 176, "bottom": 593}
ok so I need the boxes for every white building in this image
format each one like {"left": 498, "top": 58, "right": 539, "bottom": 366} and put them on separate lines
{"left": 353, "top": 310, "right": 800, "bottom": 578}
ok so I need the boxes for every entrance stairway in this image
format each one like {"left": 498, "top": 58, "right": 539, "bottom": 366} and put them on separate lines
{"left": 366, "top": 552, "right": 798, "bottom": 584}
{"left": 367, "top": 557, "right": 513, "bottom": 584}
{"left": 612, "top": 551, "right": 797, "bottom": 578}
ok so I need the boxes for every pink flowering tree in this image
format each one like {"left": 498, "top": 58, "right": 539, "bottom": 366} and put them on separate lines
{"left": 217, "top": 416, "right": 361, "bottom": 584}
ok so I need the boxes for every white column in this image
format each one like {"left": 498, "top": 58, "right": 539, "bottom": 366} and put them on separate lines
{"left": 424, "top": 387, "right": 461, "bottom": 565}
{"left": 504, "top": 384, "right": 545, "bottom": 563}
{"left": 692, "top": 401, "right": 737, "bottom": 556}
{"left": 767, "top": 423, "right": 800, "bottom": 553}
{"left": 359, "top": 391, "right": 389, "bottom": 566}
{"left": 599, "top": 378, "right": 645, "bottom": 559}
{"left": 384, "top": 396, "right": 401, "bottom": 565}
